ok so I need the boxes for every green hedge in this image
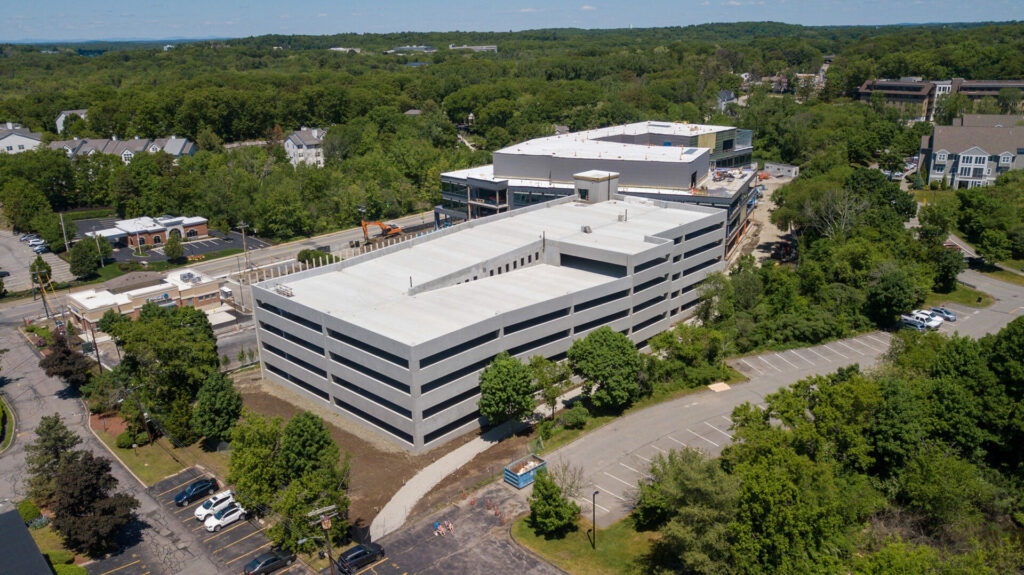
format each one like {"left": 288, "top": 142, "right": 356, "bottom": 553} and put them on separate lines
{"left": 45, "top": 550, "right": 74, "bottom": 565}
{"left": 17, "top": 499, "right": 41, "bottom": 522}
{"left": 54, "top": 564, "right": 87, "bottom": 575}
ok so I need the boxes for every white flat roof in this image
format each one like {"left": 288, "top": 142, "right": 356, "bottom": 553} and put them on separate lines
{"left": 269, "top": 198, "right": 715, "bottom": 345}
{"left": 494, "top": 121, "right": 730, "bottom": 164}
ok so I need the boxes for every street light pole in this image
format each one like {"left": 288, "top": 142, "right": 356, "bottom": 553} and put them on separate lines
{"left": 238, "top": 221, "right": 250, "bottom": 269}
{"left": 592, "top": 490, "right": 599, "bottom": 550}
{"left": 92, "top": 228, "right": 105, "bottom": 268}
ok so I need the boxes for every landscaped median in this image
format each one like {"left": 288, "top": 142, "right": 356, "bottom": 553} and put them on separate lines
{"left": 0, "top": 393, "right": 14, "bottom": 453}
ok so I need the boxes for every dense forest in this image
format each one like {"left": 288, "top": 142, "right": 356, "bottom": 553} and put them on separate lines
{"left": 2, "top": 22, "right": 1024, "bottom": 244}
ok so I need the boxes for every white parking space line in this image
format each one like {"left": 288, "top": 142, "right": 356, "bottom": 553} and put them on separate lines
{"left": 650, "top": 444, "right": 668, "bottom": 453}
{"left": 603, "top": 471, "right": 635, "bottom": 488}
{"left": 740, "top": 359, "right": 765, "bottom": 375}
{"left": 619, "top": 462, "right": 650, "bottom": 478}
{"left": 666, "top": 435, "right": 687, "bottom": 447}
{"left": 759, "top": 356, "right": 783, "bottom": 373}
{"left": 720, "top": 415, "right": 732, "bottom": 424}
{"left": 856, "top": 339, "right": 884, "bottom": 353}
{"left": 704, "top": 421, "right": 732, "bottom": 439}
{"left": 789, "top": 349, "right": 815, "bottom": 366}
{"left": 593, "top": 484, "right": 628, "bottom": 501}
{"left": 806, "top": 347, "right": 830, "bottom": 362}
{"left": 686, "top": 428, "right": 720, "bottom": 447}
{"left": 774, "top": 353, "right": 800, "bottom": 369}
{"left": 836, "top": 340, "right": 865, "bottom": 355}
{"left": 866, "top": 334, "right": 889, "bottom": 347}
{"left": 824, "top": 344, "right": 849, "bottom": 359}
{"left": 573, "top": 496, "right": 610, "bottom": 513}
{"left": 633, "top": 452, "right": 651, "bottom": 463}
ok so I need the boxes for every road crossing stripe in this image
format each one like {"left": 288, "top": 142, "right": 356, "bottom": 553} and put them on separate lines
{"left": 686, "top": 428, "right": 720, "bottom": 447}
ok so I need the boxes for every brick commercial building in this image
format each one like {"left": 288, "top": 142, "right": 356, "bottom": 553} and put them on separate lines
{"left": 253, "top": 194, "right": 726, "bottom": 452}
{"left": 85, "top": 215, "right": 208, "bottom": 248}
{"left": 67, "top": 269, "right": 223, "bottom": 333}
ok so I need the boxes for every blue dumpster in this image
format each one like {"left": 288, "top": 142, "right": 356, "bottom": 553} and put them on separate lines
{"left": 504, "top": 454, "right": 547, "bottom": 489}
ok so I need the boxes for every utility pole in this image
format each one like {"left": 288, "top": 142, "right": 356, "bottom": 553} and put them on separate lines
{"left": 88, "top": 321, "right": 104, "bottom": 372}
{"left": 307, "top": 505, "right": 339, "bottom": 575}
{"left": 59, "top": 213, "right": 70, "bottom": 253}
{"left": 238, "top": 221, "right": 250, "bottom": 269}
{"left": 32, "top": 271, "right": 51, "bottom": 319}
{"left": 92, "top": 228, "right": 105, "bottom": 268}
{"left": 591, "top": 490, "right": 599, "bottom": 550}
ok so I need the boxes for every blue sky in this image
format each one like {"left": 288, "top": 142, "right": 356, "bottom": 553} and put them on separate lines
{"left": 4, "top": 0, "right": 1024, "bottom": 43}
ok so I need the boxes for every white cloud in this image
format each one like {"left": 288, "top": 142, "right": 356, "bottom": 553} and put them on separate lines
{"left": 581, "top": 4, "right": 597, "bottom": 10}
{"left": 518, "top": 7, "right": 539, "bottom": 12}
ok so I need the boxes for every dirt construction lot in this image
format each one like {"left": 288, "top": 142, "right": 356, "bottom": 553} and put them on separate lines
{"left": 232, "top": 370, "right": 481, "bottom": 530}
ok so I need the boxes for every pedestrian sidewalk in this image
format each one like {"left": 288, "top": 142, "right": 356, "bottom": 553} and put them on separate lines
{"left": 370, "top": 387, "right": 583, "bottom": 541}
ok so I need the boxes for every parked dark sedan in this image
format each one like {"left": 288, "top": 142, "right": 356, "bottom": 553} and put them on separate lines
{"left": 173, "top": 477, "right": 218, "bottom": 506}
{"left": 243, "top": 548, "right": 296, "bottom": 574}
{"left": 335, "top": 543, "right": 385, "bottom": 574}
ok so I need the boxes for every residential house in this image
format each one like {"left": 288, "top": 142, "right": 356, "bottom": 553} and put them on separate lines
{"left": 0, "top": 122, "right": 43, "bottom": 154}
{"left": 920, "top": 116, "right": 1024, "bottom": 188}
{"left": 49, "top": 135, "right": 197, "bottom": 163}
{"left": 55, "top": 109, "right": 88, "bottom": 133}
{"left": 284, "top": 127, "right": 326, "bottom": 167}
{"left": 717, "top": 89, "right": 736, "bottom": 113}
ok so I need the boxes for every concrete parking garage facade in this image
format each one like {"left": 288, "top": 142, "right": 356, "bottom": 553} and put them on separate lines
{"left": 253, "top": 195, "right": 726, "bottom": 452}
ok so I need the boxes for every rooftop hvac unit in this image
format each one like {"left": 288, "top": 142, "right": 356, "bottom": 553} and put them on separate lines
{"left": 179, "top": 272, "right": 193, "bottom": 282}
{"left": 274, "top": 285, "right": 294, "bottom": 297}
{"left": 581, "top": 225, "right": 592, "bottom": 234}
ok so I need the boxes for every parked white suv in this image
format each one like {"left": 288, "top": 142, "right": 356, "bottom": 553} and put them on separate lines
{"left": 911, "top": 310, "right": 943, "bottom": 330}
{"left": 205, "top": 502, "right": 246, "bottom": 532}
{"left": 194, "top": 489, "right": 234, "bottom": 521}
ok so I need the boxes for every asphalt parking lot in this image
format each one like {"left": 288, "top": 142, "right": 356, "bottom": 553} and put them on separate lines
{"left": 0, "top": 229, "right": 75, "bottom": 291}
{"left": 72, "top": 217, "right": 270, "bottom": 264}
{"left": 88, "top": 468, "right": 313, "bottom": 575}
{"left": 323, "top": 483, "right": 557, "bottom": 575}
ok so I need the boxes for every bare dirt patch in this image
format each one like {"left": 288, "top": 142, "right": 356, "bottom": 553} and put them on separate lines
{"left": 232, "top": 369, "right": 482, "bottom": 529}
{"left": 408, "top": 430, "right": 534, "bottom": 520}
{"left": 91, "top": 412, "right": 129, "bottom": 435}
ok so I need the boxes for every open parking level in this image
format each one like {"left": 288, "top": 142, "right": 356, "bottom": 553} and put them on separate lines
{"left": 89, "top": 468, "right": 314, "bottom": 575}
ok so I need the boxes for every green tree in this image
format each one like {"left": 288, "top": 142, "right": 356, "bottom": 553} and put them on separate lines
{"left": 278, "top": 411, "right": 339, "bottom": 483}
{"left": 30, "top": 255, "right": 52, "bottom": 286}
{"left": 934, "top": 93, "right": 970, "bottom": 125}
{"left": 39, "top": 333, "right": 92, "bottom": 388}
{"left": 50, "top": 450, "right": 139, "bottom": 556}
{"left": 163, "top": 232, "right": 184, "bottom": 262}
{"left": 866, "top": 265, "right": 923, "bottom": 325}
{"left": 932, "top": 248, "right": 965, "bottom": 293}
{"left": 477, "top": 352, "right": 535, "bottom": 431}
{"left": 898, "top": 444, "right": 997, "bottom": 532}
{"left": 269, "top": 461, "right": 351, "bottom": 553}
{"left": 24, "top": 414, "right": 82, "bottom": 507}
{"left": 191, "top": 373, "right": 243, "bottom": 440}
{"left": 530, "top": 355, "right": 569, "bottom": 419}
{"left": 68, "top": 238, "right": 112, "bottom": 279}
{"left": 527, "top": 468, "right": 579, "bottom": 539}
{"left": 997, "top": 87, "right": 1023, "bottom": 114}
{"left": 636, "top": 449, "right": 739, "bottom": 574}
{"left": 567, "top": 327, "right": 642, "bottom": 412}
{"left": 977, "top": 228, "right": 1012, "bottom": 265}
{"left": 228, "top": 410, "right": 283, "bottom": 511}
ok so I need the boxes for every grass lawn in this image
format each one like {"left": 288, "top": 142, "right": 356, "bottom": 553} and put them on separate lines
{"left": 512, "top": 516, "right": 656, "bottom": 575}
{"left": 1, "top": 396, "right": 13, "bottom": 452}
{"left": 982, "top": 268, "right": 1024, "bottom": 288}
{"left": 925, "top": 284, "right": 994, "bottom": 308}
{"left": 94, "top": 429, "right": 187, "bottom": 485}
{"left": 94, "top": 426, "right": 231, "bottom": 486}
{"left": 30, "top": 524, "right": 84, "bottom": 565}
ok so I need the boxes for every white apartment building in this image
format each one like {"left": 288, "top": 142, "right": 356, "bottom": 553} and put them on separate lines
{"left": 284, "top": 127, "right": 326, "bottom": 167}
{"left": 0, "top": 123, "right": 43, "bottom": 154}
